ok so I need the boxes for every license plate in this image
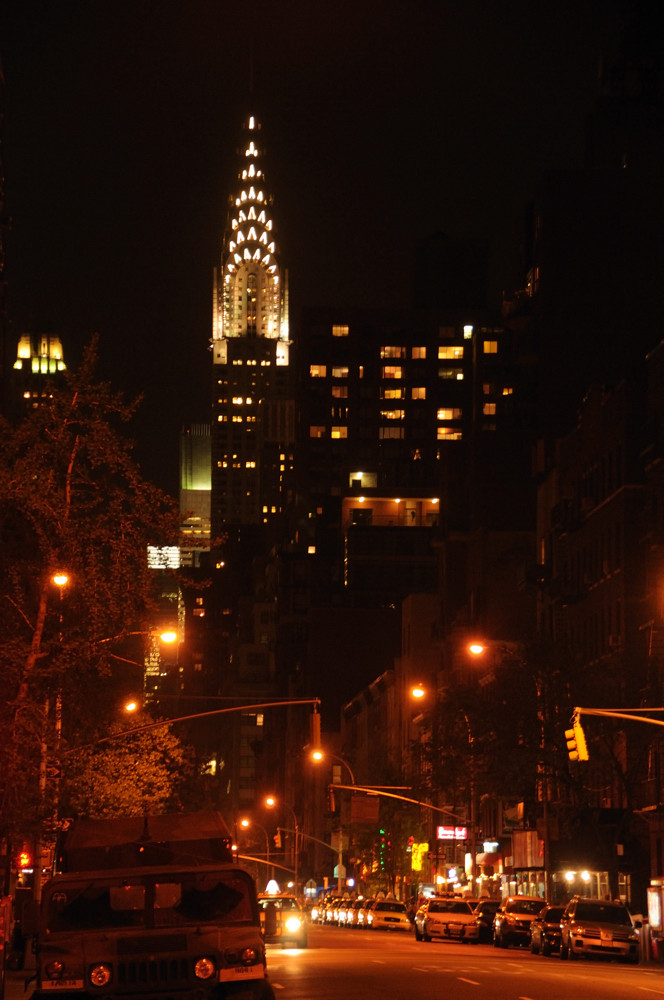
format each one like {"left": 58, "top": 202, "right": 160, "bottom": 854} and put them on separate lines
{"left": 42, "top": 981, "right": 84, "bottom": 991}
{"left": 600, "top": 930, "right": 613, "bottom": 944}
{"left": 449, "top": 924, "right": 463, "bottom": 935}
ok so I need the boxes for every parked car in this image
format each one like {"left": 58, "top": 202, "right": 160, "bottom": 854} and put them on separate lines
{"left": 357, "top": 898, "right": 376, "bottom": 929}
{"left": 560, "top": 896, "right": 640, "bottom": 963}
{"left": 257, "top": 893, "right": 308, "bottom": 947}
{"left": 367, "top": 899, "right": 412, "bottom": 932}
{"left": 346, "top": 899, "right": 366, "bottom": 928}
{"left": 529, "top": 904, "right": 564, "bottom": 956}
{"left": 414, "top": 897, "right": 479, "bottom": 943}
{"left": 473, "top": 899, "right": 500, "bottom": 943}
{"left": 493, "top": 896, "right": 545, "bottom": 948}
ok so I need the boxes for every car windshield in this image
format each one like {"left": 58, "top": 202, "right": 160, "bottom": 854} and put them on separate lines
{"left": 505, "top": 899, "right": 543, "bottom": 915}
{"left": 429, "top": 900, "right": 473, "bottom": 914}
{"left": 574, "top": 903, "right": 631, "bottom": 925}
{"left": 376, "top": 902, "right": 406, "bottom": 913}
{"left": 259, "top": 897, "right": 299, "bottom": 911}
{"left": 45, "top": 872, "right": 254, "bottom": 932}
{"left": 544, "top": 907, "right": 564, "bottom": 921}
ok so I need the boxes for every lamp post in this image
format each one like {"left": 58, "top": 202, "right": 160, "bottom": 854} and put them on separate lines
{"left": 311, "top": 749, "right": 355, "bottom": 892}
{"left": 240, "top": 818, "right": 271, "bottom": 885}
{"left": 265, "top": 796, "right": 299, "bottom": 897}
{"left": 409, "top": 680, "right": 480, "bottom": 895}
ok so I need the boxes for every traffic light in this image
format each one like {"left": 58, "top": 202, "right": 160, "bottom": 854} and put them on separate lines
{"left": 273, "top": 830, "right": 282, "bottom": 849}
{"left": 565, "top": 715, "right": 589, "bottom": 761}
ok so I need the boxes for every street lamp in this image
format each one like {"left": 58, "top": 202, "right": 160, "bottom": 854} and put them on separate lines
{"left": 265, "top": 796, "right": 299, "bottom": 896}
{"left": 311, "top": 750, "right": 356, "bottom": 892}
{"left": 239, "top": 818, "right": 271, "bottom": 885}
{"left": 408, "top": 682, "right": 479, "bottom": 895}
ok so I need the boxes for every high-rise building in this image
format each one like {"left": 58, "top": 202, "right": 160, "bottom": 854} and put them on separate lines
{"left": 11, "top": 334, "right": 67, "bottom": 416}
{"left": 210, "top": 114, "right": 294, "bottom": 571}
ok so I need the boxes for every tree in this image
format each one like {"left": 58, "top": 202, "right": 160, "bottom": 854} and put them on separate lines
{"left": 0, "top": 339, "right": 181, "bottom": 848}
{"left": 62, "top": 721, "right": 190, "bottom": 819}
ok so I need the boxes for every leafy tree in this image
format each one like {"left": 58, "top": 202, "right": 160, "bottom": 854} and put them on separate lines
{"left": 0, "top": 339, "right": 181, "bottom": 848}
{"left": 62, "top": 721, "right": 190, "bottom": 819}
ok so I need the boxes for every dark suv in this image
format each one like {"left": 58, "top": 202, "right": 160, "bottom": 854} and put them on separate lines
{"left": 560, "top": 896, "right": 640, "bottom": 963}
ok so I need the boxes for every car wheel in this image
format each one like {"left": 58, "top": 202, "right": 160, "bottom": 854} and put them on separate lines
{"left": 560, "top": 938, "right": 568, "bottom": 959}
{"left": 541, "top": 940, "right": 551, "bottom": 957}
{"left": 530, "top": 937, "right": 539, "bottom": 954}
{"left": 414, "top": 925, "right": 422, "bottom": 941}
{"left": 493, "top": 932, "right": 500, "bottom": 948}
{"left": 568, "top": 943, "right": 578, "bottom": 961}
{"left": 499, "top": 929, "right": 509, "bottom": 948}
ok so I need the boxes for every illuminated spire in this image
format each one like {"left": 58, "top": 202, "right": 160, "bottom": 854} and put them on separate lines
{"left": 213, "top": 115, "right": 288, "bottom": 345}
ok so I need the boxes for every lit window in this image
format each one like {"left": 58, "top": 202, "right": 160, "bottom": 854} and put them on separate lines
{"left": 438, "top": 346, "right": 464, "bottom": 360}
{"left": 483, "top": 384, "right": 492, "bottom": 395}
{"left": 412, "top": 387, "right": 426, "bottom": 399}
{"left": 331, "top": 386, "right": 348, "bottom": 398}
{"left": 232, "top": 415, "right": 243, "bottom": 422}
{"left": 380, "top": 346, "right": 405, "bottom": 359}
{"left": 310, "top": 426, "right": 326, "bottom": 438}
{"left": 483, "top": 403, "right": 496, "bottom": 415}
{"left": 332, "top": 324, "right": 349, "bottom": 337}
{"left": 484, "top": 340, "right": 498, "bottom": 354}
{"left": 381, "top": 387, "right": 404, "bottom": 399}
{"left": 439, "top": 369, "right": 464, "bottom": 381}
{"left": 331, "top": 366, "right": 349, "bottom": 378}
{"left": 310, "top": 364, "right": 327, "bottom": 377}
{"left": 379, "top": 428, "right": 405, "bottom": 439}
{"left": 412, "top": 346, "right": 426, "bottom": 359}
{"left": 382, "top": 366, "right": 402, "bottom": 379}
{"left": 232, "top": 396, "right": 244, "bottom": 404}
{"left": 437, "top": 428, "right": 463, "bottom": 440}
{"left": 331, "top": 426, "right": 348, "bottom": 439}
{"left": 380, "top": 410, "right": 405, "bottom": 420}
{"left": 437, "top": 408, "right": 462, "bottom": 420}
{"left": 463, "top": 325, "right": 473, "bottom": 339}
{"left": 503, "top": 386, "right": 513, "bottom": 395}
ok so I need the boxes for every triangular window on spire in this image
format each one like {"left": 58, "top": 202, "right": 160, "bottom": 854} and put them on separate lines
{"left": 248, "top": 206, "right": 256, "bottom": 220}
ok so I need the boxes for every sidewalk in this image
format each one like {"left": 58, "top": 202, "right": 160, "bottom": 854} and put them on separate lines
{"left": 3, "top": 967, "right": 35, "bottom": 1000}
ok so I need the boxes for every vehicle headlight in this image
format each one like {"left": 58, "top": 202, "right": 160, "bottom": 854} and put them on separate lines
{"left": 46, "top": 961, "right": 65, "bottom": 980}
{"left": 285, "top": 916, "right": 302, "bottom": 933}
{"left": 194, "top": 958, "right": 216, "bottom": 980}
{"left": 311, "top": 907, "right": 319, "bottom": 920}
{"left": 89, "top": 964, "right": 112, "bottom": 987}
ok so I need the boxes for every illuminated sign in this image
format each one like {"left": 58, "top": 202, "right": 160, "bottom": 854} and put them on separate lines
{"left": 436, "top": 825, "right": 468, "bottom": 841}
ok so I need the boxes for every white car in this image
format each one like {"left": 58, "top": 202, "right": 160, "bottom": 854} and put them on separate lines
{"left": 367, "top": 899, "right": 412, "bottom": 931}
{"left": 414, "top": 897, "right": 479, "bottom": 943}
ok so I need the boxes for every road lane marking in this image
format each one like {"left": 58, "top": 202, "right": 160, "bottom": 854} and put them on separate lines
{"left": 458, "top": 977, "right": 480, "bottom": 985}
{"left": 638, "top": 988, "right": 664, "bottom": 995}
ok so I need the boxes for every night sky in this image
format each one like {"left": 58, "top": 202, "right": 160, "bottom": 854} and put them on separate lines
{"left": 1, "top": 1, "right": 628, "bottom": 493}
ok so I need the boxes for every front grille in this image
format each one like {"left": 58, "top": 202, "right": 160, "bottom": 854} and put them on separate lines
{"left": 117, "top": 958, "right": 190, "bottom": 990}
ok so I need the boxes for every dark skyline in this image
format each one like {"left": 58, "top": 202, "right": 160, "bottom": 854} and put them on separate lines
{"left": 0, "top": 0, "right": 639, "bottom": 492}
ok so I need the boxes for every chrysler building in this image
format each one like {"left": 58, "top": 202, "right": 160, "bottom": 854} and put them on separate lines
{"left": 210, "top": 115, "right": 294, "bottom": 553}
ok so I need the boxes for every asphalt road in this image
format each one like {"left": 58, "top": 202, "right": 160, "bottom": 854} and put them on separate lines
{"left": 3, "top": 923, "right": 662, "bottom": 1000}
{"left": 266, "top": 923, "right": 664, "bottom": 1000}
